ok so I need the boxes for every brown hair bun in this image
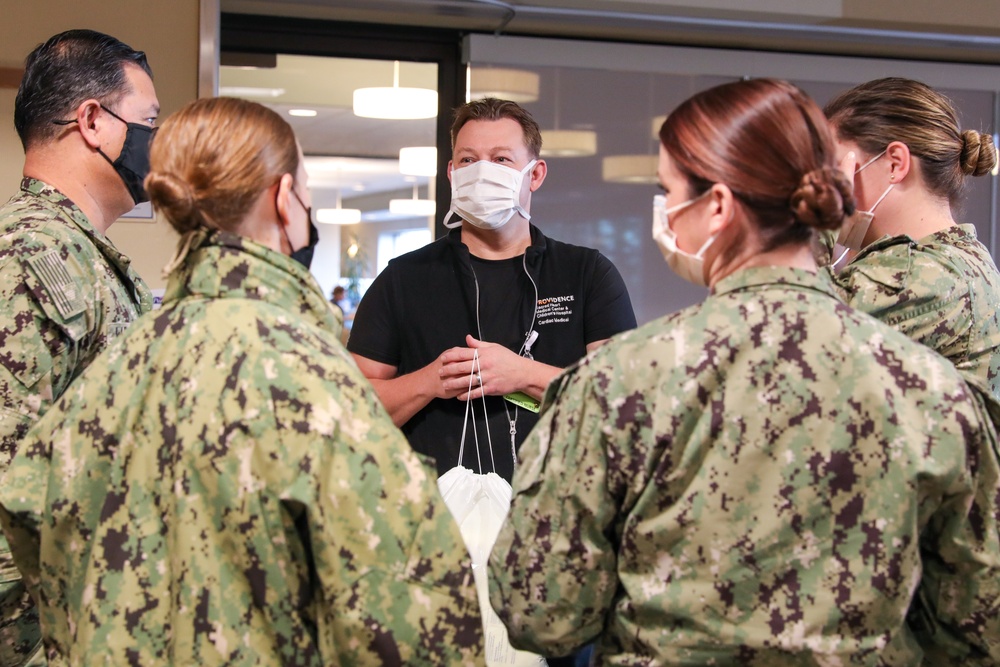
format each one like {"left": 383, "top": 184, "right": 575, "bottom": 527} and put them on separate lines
{"left": 960, "top": 130, "right": 998, "bottom": 177}
{"left": 788, "top": 167, "right": 855, "bottom": 231}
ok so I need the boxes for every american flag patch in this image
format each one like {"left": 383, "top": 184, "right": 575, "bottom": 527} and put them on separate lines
{"left": 26, "top": 250, "right": 85, "bottom": 320}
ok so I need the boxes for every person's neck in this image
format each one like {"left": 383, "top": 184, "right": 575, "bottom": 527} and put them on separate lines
{"left": 865, "top": 187, "right": 955, "bottom": 245}
{"left": 708, "top": 241, "right": 817, "bottom": 288}
{"left": 461, "top": 217, "right": 532, "bottom": 260}
{"left": 23, "top": 148, "right": 123, "bottom": 235}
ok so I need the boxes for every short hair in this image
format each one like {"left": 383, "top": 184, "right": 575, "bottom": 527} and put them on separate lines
{"left": 450, "top": 97, "right": 543, "bottom": 158}
{"left": 14, "top": 29, "right": 153, "bottom": 150}
{"left": 659, "top": 78, "right": 853, "bottom": 251}
{"left": 825, "top": 77, "right": 997, "bottom": 207}
{"left": 145, "top": 97, "right": 300, "bottom": 236}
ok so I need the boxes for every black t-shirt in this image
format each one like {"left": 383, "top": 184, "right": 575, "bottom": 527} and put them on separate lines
{"left": 348, "top": 225, "right": 636, "bottom": 481}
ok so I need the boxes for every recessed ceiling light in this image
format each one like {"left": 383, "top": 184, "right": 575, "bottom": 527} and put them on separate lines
{"left": 289, "top": 108, "right": 318, "bottom": 117}
{"left": 316, "top": 208, "right": 362, "bottom": 225}
{"left": 218, "top": 86, "right": 286, "bottom": 98}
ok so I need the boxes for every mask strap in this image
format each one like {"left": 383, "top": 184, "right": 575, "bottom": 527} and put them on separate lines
{"left": 868, "top": 183, "right": 894, "bottom": 213}
{"left": 832, "top": 246, "right": 851, "bottom": 270}
{"left": 855, "top": 149, "right": 887, "bottom": 173}
{"left": 443, "top": 209, "right": 462, "bottom": 229}
{"left": 162, "top": 228, "right": 209, "bottom": 277}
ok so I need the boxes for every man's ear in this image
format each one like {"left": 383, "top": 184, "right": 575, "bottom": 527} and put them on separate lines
{"left": 706, "top": 183, "right": 736, "bottom": 236}
{"left": 73, "top": 99, "right": 105, "bottom": 149}
{"left": 528, "top": 159, "right": 547, "bottom": 192}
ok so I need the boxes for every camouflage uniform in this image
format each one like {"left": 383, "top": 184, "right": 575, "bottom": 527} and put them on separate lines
{"left": 489, "top": 266, "right": 1000, "bottom": 666}
{"left": 0, "top": 177, "right": 151, "bottom": 665}
{"left": 829, "top": 225, "right": 1000, "bottom": 400}
{"left": 0, "top": 230, "right": 484, "bottom": 666}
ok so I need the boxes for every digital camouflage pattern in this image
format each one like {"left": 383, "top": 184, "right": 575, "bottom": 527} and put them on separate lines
{"left": 829, "top": 225, "right": 1000, "bottom": 401}
{"left": 0, "top": 230, "right": 484, "bottom": 666}
{"left": 489, "top": 266, "right": 1000, "bottom": 666}
{"left": 0, "top": 177, "right": 151, "bottom": 666}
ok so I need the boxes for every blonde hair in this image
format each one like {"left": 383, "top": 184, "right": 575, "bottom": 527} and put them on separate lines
{"left": 825, "top": 77, "right": 997, "bottom": 207}
{"left": 145, "top": 97, "right": 299, "bottom": 235}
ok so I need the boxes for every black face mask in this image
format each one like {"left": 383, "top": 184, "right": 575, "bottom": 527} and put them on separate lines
{"left": 98, "top": 105, "right": 156, "bottom": 205}
{"left": 52, "top": 104, "right": 156, "bottom": 205}
{"left": 285, "top": 187, "right": 319, "bottom": 270}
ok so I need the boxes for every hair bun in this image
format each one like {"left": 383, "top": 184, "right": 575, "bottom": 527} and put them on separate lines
{"left": 145, "top": 170, "right": 204, "bottom": 233}
{"left": 788, "top": 167, "right": 854, "bottom": 231}
{"left": 960, "top": 130, "right": 998, "bottom": 177}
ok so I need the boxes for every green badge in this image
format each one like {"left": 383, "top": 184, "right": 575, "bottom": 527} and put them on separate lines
{"left": 504, "top": 391, "right": 540, "bottom": 413}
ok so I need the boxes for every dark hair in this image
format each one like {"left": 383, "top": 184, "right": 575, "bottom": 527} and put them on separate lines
{"left": 14, "top": 29, "right": 153, "bottom": 150}
{"left": 450, "top": 97, "right": 543, "bottom": 158}
{"left": 659, "top": 78, "right": 853, "bottom": 252}
{"left": 825, "top": 77, "right": 997, "bottom": 207}
{"left": 146, "top": 97, "right": 299, "bottom": 236}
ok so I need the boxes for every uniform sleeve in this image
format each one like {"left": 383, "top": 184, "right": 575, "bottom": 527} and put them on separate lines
{"left": 346, "top": 268, "right": 401, "bottom": 367}
{"left": 583, "top": 252, "right": 636, "bottom": 343}
{"left": 488, "top": 363, "right": 619, "bottom": 657}
{"left": 300, "top": 375, "right": 484, "bottom": 666}
{"left": 0, "top": 249, "right": 91, "bottom": 469}
{"left": 909, "top": 388, "right": 1000, "bottom": 664}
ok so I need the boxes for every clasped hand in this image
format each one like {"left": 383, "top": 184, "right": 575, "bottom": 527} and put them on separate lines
{"left": 437, "top": 335, "right": 526, "bottom": 401}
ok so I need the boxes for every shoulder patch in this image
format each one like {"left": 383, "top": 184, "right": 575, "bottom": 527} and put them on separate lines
{"left": 26, "top": 250, "right": 86, "bottom": 320}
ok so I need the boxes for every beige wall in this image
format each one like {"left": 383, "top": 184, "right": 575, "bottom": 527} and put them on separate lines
{"left": 0, "top": 0, "right": 202, "bottom": 290}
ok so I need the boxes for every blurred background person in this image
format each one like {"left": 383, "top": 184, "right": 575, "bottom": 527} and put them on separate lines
{"left": 824, "top": 77, "right": 1000, "bottom": 399}
{"left": 490, "top": 79, "right": 1000, "bottom": 665}
{"left": 0, "top": 97, "right": 483, "bottom": 666}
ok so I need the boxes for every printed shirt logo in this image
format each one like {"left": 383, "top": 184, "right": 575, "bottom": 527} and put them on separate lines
{"left": 536, "top": 294, "right": 574, "bottom": 326}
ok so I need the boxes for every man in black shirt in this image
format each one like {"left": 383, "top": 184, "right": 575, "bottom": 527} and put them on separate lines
{"left": 348, "top": 98, "right": 636, "bottom": 481}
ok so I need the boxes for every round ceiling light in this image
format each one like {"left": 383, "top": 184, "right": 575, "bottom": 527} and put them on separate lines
{"left": 353, "top": 60, "right": 437, "bottom": 119}
{"left": 601, "top": 155, "right": 659, "bottom": 184}
{"left": 316, "top": 208, "right": 362, "bottom": 225}
{"left": 540, "top": 130, "right": 597, "bottom": 158}
{"left": 469, "top": 68, "right": 540, "bottom": 103}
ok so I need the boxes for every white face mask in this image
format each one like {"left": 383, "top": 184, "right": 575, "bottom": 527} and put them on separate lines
{"left": 836, "top": 149, "right": 893, "bottom": 251}
{"left": 652, "top": 191, "right": 716, "bottom": 287}
{"left": 444, "top": 159, "right": 537, "bottom": 230}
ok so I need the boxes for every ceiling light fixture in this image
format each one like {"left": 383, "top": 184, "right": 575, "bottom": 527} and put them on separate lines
{"left": 399, "top": 147, "right": 437, "bottom": 177}
{"left": 602, "top": 75, "right": 659, "bottom": 184}
{"left": 316, "top": 190, "right": 362, "bottom": 225}
{"left": 289, "top": 108, "right": 318, "bottom": 117}
{"left": 540, "top": 68, "right": 597, "bottom": 158}
{"left": 353, "top": 61, "right": 437, "bottom": 120}
{"left": 218, "top": 86, "right": 285, "bottom": 98}
{"left": 601, "top": 155, "right": 659, "bottom": 184}
{"left": 390, "top": 183, "right": 436, "bottom": 217}
{"left": 651, "top": 114, "right": 666, "bottom": 139}
{"left": 469, "top": 67, "right": 540, "bottom": 103}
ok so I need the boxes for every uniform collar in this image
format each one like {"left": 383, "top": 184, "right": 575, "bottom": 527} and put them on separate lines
{"left": 854, "top": 224, "right": 979, "bottom": 261}
{"left": 711, "top": 265, "right": 840, "bottom": 301}
{"left": 163, "top": 229, "right": 340, "bottom": 334}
